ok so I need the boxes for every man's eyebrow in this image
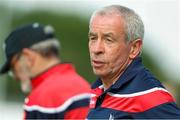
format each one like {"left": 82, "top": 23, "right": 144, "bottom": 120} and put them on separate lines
{"left": 103, "top": 32, "right": 114, "bottom": 37}
{"left": 88, "top": 32, "right": 97, "bottom": 36}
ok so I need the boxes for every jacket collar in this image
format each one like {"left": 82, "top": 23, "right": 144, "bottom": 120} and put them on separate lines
{"left": 31, "top": 63, "right": 74, "bottom": 90}
{"left": 91, "top": 57, "right": 144, "bottom": 91}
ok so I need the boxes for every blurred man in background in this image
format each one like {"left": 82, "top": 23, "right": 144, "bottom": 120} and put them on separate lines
{"left": 87, "top": 5, "right": 180, "bottom": 119}
{"left": 0, "top": 23, "right": 90, "bottom": 119}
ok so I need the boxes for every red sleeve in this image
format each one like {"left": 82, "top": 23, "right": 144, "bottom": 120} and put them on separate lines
{"left": 64, "top": 107, "right": 89, "bottom": 119}
{"left": 23, "top": 111, "right": 26, "bottom": 120}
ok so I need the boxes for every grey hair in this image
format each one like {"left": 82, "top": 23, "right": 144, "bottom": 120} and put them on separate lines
{"left": 90, "top": 5, "right": 144, "bottom": 42}
{"left": 30, "top": 38, "right": 60, "bottom": 58}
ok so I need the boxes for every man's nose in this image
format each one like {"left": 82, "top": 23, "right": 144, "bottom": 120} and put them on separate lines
{"left": 92, "top": 39, "right": 105, "bottom": 54}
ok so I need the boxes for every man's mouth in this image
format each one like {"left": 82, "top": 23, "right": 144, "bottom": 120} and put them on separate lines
{"left": 92, "top": 60, "right": 105, "bottom": 68}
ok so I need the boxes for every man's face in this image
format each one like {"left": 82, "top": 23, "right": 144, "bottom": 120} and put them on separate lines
{"left": 10, "top": 53, "right": 32, "bottom": 93}
{"left": 88, "top": 14, "right": 132, "bottom": 78}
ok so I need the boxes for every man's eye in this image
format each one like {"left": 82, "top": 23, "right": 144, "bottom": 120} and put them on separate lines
{"left": 89, "top": 36, "right": 97, "bottom": 41}
{"left": 105, "top": 38, "right": 113, "bottom": 42}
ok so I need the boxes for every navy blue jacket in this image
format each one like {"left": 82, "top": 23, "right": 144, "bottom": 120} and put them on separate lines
{"left": 87, "top": 57, "right": 180, "bottom": 119}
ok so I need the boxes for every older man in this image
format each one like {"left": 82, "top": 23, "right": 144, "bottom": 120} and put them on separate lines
{"left": 0, "top": 23, "right": 90, "bottom": 119}
{"left": 87, "top": 5, "right": 180, "bottom": 119}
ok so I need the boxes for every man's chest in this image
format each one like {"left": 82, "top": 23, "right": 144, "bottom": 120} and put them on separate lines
{"left": 88, "top": 89, "right": 134, "bottom": 119}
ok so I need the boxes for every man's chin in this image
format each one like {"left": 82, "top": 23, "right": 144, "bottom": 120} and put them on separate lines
{"left": 93, "top": 70, "right": 106, "bottom": 77}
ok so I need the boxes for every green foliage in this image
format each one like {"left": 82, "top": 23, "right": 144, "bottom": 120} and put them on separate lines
{"left": 5, "top": 76, "right": 25, "bottom": 102}
{"left": 142, "top": 51, "right": 168, "bottom": 82}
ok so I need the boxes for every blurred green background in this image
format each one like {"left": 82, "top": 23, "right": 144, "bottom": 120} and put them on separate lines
{"left": 0, "top": 1, "right": 179, "bottom": 115}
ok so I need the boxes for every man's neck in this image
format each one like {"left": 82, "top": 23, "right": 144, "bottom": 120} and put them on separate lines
{"left": 101, "top": 70, "right": 124, "bottom": 90}
{"left": 101, "top": 58, "right": 133, "bottom": 90}
{"left": 32, "top": 57, "right": 60, "bottom": 77}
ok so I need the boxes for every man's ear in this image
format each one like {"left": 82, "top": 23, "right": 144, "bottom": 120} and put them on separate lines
{"left": 129, "top": 39, "right": 143, "bottom": 59}
{"left": 21, "top": 48, "right": 36, "bottom": 67}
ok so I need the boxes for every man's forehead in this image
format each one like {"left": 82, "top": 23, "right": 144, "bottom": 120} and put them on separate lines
{"left": 90, "top": 14, "right": 124, "bottom": 26}
{"left": 90, "top": 15, "right": 125, "bottom": 31}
